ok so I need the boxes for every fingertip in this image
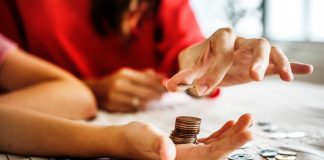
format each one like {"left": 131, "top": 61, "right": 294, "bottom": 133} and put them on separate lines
{"left": 241, "top": 113, "right": 254, "bottom": 122}
{"left": 250, "top": 67, "right": 263, "bottom": 81}
{"left": 233, "top": 113, "right": 254, "bottom": 132}
{"left": 279, "top": 67, "right": 294, "bottom": 82}
{"left": 166, "top": 70, "right": 193, "bottom": 92}
{"left": 165, "top": 79, "right": 177, "bottom": 92}
{"left": 227, "top": 120, "right": 236, "bottom": 126}
{"left": 291, "top": 63, "right": 314, "bottom": 75}
{"left": 306, "top": 64, "right": 314, "bottom": 74}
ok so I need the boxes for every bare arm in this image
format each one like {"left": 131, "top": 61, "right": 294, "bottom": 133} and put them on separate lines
{"left": 0, "top": 49, "right": 97, "bottom": 119}
{"left": 0, "top": 105, "right": 123, "bottom": 157}
{"left": 0, "top": 104, "right": 253, "bottom": 160}
{"left": 0, "top": 105, "right": 174, "bottom": 159}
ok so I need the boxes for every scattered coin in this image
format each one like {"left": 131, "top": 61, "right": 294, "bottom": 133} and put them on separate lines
{"left": 269, "top": 132, "right": 288, "bottom": 139}
{"left": 258, "top": 121, "right": 271, "bottom": 126}
{"left": 275, "top": 155, "right": 296, "bottom": 160}
{"left": 262, "top": 125, "right": 278, "bottom": 132}
{"left": 277, "top": 150, "right": 297, "bottom": 156}
{"left": 169, "top": 116, "right": 201, "bottom": 144}
{"left": 228, "top": 153, "right": 254, "bottom": 160}
{"left": 287, "top": 131, "right": 306, "bottom": 138}
{"left": 258, "top": 149, "right": 278, "bottom": 157}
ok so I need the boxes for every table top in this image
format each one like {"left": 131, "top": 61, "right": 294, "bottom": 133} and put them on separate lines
{"left": 1, "top": 79, "right": 324, "bottom": 160}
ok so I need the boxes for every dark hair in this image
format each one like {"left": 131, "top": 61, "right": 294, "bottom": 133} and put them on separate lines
{"left": 91, "top": 0, "right": 161, "bottom": 36}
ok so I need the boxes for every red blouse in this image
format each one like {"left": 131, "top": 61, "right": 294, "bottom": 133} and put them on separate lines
{"left": 0, "top": 0, "right": 204, "bottom": 78}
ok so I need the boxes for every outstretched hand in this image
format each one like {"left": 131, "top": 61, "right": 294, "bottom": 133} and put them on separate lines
{"left": 176, "top": 113, "right": 253, "bottom": 160}
{"left": 123, "top": 114, "right": 253, "bottom": 160}
{"left": 166, "top": 28, "right": 313, "bottom": 96}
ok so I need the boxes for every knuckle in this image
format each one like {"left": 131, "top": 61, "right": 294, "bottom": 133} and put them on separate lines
{"left": 212, "top": 28, "right": 235, "bottom": 39}
{"left": 128, "top": 121, "right": 151, "bottom": 130}
{"left": 112, "top": 79, "right": 124, "bottom": 89}
{"left": 219, "top": 51, "right": 234, "bottom": 62}
{"left": 118, "top": 68, "right": 130, "bottom": 75}
{"left": 271, "top": 45, "right": 282, "bottom": 52}
{"left": 219, "top": 27, "right": 234, "bottom": 34}
{"left": 255, "top": 38, "right": 270, "bottom": 46}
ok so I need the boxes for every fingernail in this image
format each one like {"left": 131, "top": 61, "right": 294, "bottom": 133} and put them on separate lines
{"left": 197, "top": 84, "right": 209, "bottom": 96}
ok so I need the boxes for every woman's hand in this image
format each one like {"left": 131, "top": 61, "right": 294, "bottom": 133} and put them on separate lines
{"left": 176, "top": 114, "right": 253, "bottom": 160}
{"left": 86, "top": 68, "right": 166, "bottom": 112}
{"left": 119, "top": 121, "right": 176, "bottom": 160}
{"left": 166, "top": 28, "right": 313, "bottom": 96}
{"left": 118, "top": 114, "right": 253, "bottom": 160}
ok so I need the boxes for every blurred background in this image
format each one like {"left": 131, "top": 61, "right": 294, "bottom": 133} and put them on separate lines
{"left": 190, "top": 0, "right": 324, "bottom": 84}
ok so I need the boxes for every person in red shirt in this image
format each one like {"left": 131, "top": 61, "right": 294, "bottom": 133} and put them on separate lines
{"left": 0, "top": 33, "right": 255, "bottom": 160}
{"left": 0, "top": 0, "right": 313, "bottom": 113}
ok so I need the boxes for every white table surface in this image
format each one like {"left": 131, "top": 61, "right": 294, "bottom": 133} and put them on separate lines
{"left": 1, "top": 79, "right": 324, "bottom": 160}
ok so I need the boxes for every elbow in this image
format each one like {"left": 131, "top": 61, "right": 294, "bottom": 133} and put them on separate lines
{"left": 73, "top": 87, "right": 97, "bottom": 120}
{"left": 63, "top": 80, "right": 98, "bottom": 120}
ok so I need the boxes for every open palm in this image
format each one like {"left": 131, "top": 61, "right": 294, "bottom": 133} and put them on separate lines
{"left": 176, "top": 114, "right": 253, "bottom": 160}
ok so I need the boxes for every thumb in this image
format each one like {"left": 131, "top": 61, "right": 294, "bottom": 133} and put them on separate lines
{"left": 166, "top": 68, "right": 203, "bottom": 92}
{"left": 157, "top": 136, "right": 176, "bottom": 160}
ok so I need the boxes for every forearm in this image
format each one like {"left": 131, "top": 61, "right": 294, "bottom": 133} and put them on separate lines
{"left": 0, "top": 79, "right": 96, "bottom": 120}
{"left": 0, "top": 105, "right": 127, "bottom": 158}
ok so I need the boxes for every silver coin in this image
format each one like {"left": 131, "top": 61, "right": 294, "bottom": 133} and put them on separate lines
{"left": 259, "top": 149, "right": 278, "bottom": 157}
{"left": 269, "top": 132, "right": 288, "bottom": 139}
{"left": 228, "top": 153, "right": 254, "bottom": 160}
{"left": 262, "top": 125, "right": 278, "bottom": 132}
{"left": 277, "top": 150, "right": 297, "bottom": 156}
{"left": 258, "top": 121, "right": 271, "bottom": 126}
{"left": 275, "top": 155, "right": 296, "bottom": 160}
{"left": 287, "top": 131, "right": 306, "bottom": 138}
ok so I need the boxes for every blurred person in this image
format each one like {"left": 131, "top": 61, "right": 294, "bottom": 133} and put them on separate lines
{"left": 0, "top": 0, "right": 313, "bottom": 113}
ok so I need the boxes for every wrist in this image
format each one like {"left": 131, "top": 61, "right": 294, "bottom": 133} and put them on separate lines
{"left": 86, "top": 124, "right": 128, "bottom": 158}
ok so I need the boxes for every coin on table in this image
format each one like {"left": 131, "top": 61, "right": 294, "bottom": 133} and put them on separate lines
{"left": 262, "top": 125, "right": 278, "bottom": 132}
{"left": 277, "top": 150, "right": 297, "bottom": 156}
{"left": 258, "top": 149, "right": 278, "bottom": 157}
{"left": 258, "top": 121, "right": 271, "bottom": 126}
{"left": 275, "top": 155, "right": 296, "bottom": 160}
{"left": 287, "top": 131, "right": 306, "bottom": 138}
{"left": 228, "top": 153, "right": 254, "bottom": 160}
{"left": 269, "top": 132, "right": 288, "bottom": 139}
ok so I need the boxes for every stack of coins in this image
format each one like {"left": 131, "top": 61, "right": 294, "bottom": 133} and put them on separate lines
{"left": 169, "top": 116, "right": 201, "bottom": 144}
